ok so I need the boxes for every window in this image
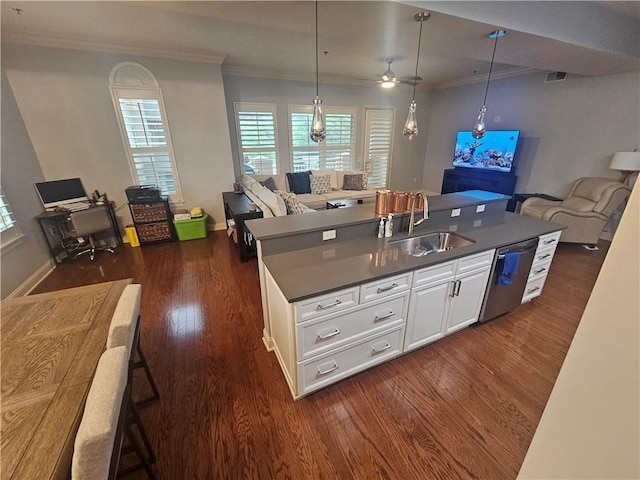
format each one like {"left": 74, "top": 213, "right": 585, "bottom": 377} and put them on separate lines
{"left": 363, "top": 109, "right": 395, "bottom": 188}
{"left": 289, "top": 106, "right": 356, "bottom": 172}
{"left": 0, "top": 187, "right": 21, "bottom": 248}
{"left": 110, "top": 63, "right": 182, "bottom": 201}
{"left": 234, "top": 103, "right": 278, "bottom": 175}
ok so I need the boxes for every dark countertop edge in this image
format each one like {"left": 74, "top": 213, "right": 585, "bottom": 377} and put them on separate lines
{"left": 246, "top": 190, "right": 509, "bottom": 240}
{"left": 262, "top": 212, "right": 565, "bottom": 303}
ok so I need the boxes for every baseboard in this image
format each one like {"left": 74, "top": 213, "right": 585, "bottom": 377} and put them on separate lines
{"left": 6, "top": 260, "right": 55, "bottom": 298}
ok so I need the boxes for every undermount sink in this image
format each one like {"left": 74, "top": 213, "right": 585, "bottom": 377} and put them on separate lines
{"left": 389, "top": 232, "right": 475, "bottom": 257}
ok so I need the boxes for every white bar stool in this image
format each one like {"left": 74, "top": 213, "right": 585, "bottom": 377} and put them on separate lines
{"left": 107, "top": 284, "right": 160, "bottom": 406}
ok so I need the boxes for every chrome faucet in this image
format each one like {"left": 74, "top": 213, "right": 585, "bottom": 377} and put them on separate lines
{"left": 408, "top": 192, "right": 429, "bottom": 235}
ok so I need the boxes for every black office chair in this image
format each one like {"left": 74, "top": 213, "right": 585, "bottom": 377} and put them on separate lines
{"left": 68, "top": 207, "right": 117, "bottom": 261}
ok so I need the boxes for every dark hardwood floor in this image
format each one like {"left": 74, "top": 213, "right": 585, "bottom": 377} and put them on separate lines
{"left": 32, "top": 232, "right": 609, "bottom": 479}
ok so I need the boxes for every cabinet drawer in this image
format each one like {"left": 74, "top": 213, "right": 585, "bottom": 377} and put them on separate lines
{"left": 360, "top": 272, "right": 412, "bottom": 303}
{"left": 295, "top": 286, "right": 359, "bottom": 323}
{"left": 528, "top": 259, "right": 552, "bottom": 280}
{"left": 299, "top": 326, "right": 404, "bottom": 395}
{"left": 533, "top": 245, "right": 557, "bottom": 265}
{"left": 538, "top": 231, "right": 561, "bottom": 248}
{"left": 413, "top": 260, "right": 456, "bottom": 288}
{"left": 456, "top": 249, "right": 495, "bottom": 274}
{"left": 297, "top": 292, "right": 409, "bottom": 360}
{"left": 522, "top": 276, "right": 547, "bottom": 303}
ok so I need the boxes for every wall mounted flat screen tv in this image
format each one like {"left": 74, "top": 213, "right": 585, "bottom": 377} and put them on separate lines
{"left": 452, "top": 130, "right": 520, "bottom": 174}
{"left": 35, "top": 178, "right": 88, "bottom": 208}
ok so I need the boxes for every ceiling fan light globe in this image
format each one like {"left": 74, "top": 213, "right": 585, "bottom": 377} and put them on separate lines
{"left": 380, "top": 80, "right": 396, "bottom": 89}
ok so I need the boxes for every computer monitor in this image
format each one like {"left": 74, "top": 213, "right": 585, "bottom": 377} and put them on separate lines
{"left": 34, "top": 178, "right": 89, "bottom": 209}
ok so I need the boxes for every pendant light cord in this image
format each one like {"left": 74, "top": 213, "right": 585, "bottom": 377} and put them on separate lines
{"left": 315, "top": 0, "right": 319, "bottom": 97}
{"left": 412, "top": 14, "right": 425, "bottom": 101}
{"left": 482, "top": 32, "right": 500, "bottom": 106}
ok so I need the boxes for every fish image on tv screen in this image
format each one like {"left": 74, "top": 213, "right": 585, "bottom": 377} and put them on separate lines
{"left": 452, "top": 130, "right": 520, "bottom": 174}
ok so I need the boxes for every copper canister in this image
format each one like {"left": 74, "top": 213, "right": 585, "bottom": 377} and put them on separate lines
{"left": 406, "top": 192, "right": 425, "bottom": 212}
{"left": 406, "top": 192, "right": 416, "bottom": 212}
{"left": 391, "top": 191, "right": 407, "bottom": 213}
{"left": 375, "top": 190, "right": 391, "bottom": 216}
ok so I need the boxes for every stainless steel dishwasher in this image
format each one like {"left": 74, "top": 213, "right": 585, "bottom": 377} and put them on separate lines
{"left": 479, "top": 237, "right": 539, "bottom": 322}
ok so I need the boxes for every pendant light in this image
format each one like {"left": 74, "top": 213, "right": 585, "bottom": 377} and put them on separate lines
{"left": 310, "top": 0, "right": 326, "bottom": 143}
{"left": 472, "top": 30, "right": 506, "bottom": 139}
{"left": 403, "top": 12, "right": 430, "bottom": 140}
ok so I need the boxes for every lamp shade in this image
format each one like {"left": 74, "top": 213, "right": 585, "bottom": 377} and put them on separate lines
{"left": 610, "top": 152, "right": 640, "bottom": 172}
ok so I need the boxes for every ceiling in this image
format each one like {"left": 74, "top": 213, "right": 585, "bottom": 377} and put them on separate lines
{"left": 2, "top": 1, "right": 639, "bottom": 88}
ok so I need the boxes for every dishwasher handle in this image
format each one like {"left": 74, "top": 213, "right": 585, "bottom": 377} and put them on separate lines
{"left": 497, "top": 245, "right": 537, "bottom": 260}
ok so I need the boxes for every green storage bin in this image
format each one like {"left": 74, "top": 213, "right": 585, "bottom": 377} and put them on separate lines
{"left": 173, "top": 214, "right": 208, "bottom": 241}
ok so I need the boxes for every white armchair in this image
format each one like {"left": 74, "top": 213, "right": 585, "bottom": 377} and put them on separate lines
{"left": 520, "top": 177, "right": 631, "bottom": 245}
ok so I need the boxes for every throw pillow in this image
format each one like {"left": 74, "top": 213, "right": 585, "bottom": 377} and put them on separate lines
{"left": 343, "top": 173, "right": 364, "bottom": 191}
{"left": 310, "top": 174, "right": 332, "bottom": 194}
{"left": 286, "top": 171, "right": 312, "bottom": 194}
{"left": 259, "top": 176, "right": 277, "bottom": 192}
{"left": 274, "top": 190, "right": 307, "bottom": 214}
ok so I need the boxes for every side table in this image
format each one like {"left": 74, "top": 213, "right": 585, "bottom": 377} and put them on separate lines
{"left": 222, "top": 192, "right": 263, "bottom": 262}
{"left": 507, "top": 193, "right": 562, "bottom": 213}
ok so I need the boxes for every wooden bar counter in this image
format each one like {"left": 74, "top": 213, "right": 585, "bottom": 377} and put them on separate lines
{"left": 1, "top": 278, "right": 132, "bottom": 480}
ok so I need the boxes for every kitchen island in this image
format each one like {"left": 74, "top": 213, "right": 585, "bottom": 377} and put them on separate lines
{"left": 246, "top": 190, "right": 564, "bottom": 399}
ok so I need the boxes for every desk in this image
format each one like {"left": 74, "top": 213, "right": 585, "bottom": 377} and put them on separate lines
{"left": 35, "top": 202, "right": 122, "bottom": 264}
{"left": 222, "top": 192, "right": 263, "bottom": 262}
{"left": 0, "top": 279, "right": 132, "bottom": 480}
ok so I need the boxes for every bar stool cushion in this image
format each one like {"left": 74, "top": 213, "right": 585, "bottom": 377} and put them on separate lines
{"left": 107, "top": 284, "right": 141, "bottom": 353}
{"left": 72, "top": 346, "right": 128, "bottom": 480}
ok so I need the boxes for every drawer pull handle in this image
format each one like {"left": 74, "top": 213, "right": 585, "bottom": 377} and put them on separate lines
{"left": 317, "top": 327, "right": 341, "bottom": 340}
{"left": 374, "top": 311, "right": 394, "bottom": 322}
{"left": 377, "top": 283, "right": 398, "bottom": 293}
{"left": 527, "top": 286, "right": 541, "bottom": 294}
{"left": 543, "top": 238, "right": 557, "bottom": 245}
{"left": 454, "top": 280, "right": 462, "bottom": 297}
{"left": 372, "top": 341, "right": 392, "bottom": 354}
{"left": 317, "top": 299, "right": 342, "bottom": 310}
{"left": 533, "top": 268, "right": 546, "bottom": 275}
{"left": 538, "top": 253, "right": 552, "bottom": 260}
{"left": 317, "top": 361, "right": 339, "bottom": 376}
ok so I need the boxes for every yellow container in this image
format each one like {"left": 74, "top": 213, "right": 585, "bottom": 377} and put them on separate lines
{"left": 125, "top": 225, "right": 140, "bottom": 247}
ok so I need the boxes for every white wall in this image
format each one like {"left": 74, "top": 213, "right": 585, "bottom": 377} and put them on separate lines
{"left": 222, "top": 74, "right": 431, "bottom": 191}
{"left": 1, "top": 69, "right": 52, "bottom": 298}
{"left": 421, "top": 71, "right": 640, "bottom": 197}
{"left": 2, "top": 44, "right": 235, "bottom": 231}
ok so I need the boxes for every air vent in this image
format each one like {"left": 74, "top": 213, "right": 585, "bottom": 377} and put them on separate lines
{"left": 545, "top": 71, "right": 567, "bottom": 83}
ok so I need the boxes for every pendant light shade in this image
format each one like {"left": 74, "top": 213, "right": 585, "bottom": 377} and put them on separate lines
{"left": 310, "top": 96, "right": 326, "bottom": 142}
{"left": 310, "top": 0, "right": 325, "bottom": 143}
{"left": 403, "top": 12, "right": 430, "bottom": 141}
{"left": 472, "top": 30, "right": 505, "bottom": 139}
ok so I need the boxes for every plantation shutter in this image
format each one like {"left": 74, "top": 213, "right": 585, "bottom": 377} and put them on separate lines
{"left": 236, "top": 104, "right": 278, "bottom": 175}
{"left": 0, "top": 189, "right": 17, "bottom": 233}
{"left": 364, "top": 109, "right": 395, "bottom": 188}
{"left": 289, "top": 106, "right": 356, "bottom": 172}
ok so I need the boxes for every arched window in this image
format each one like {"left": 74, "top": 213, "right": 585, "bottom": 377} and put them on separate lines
{"left": 109, "top": 62, "right": 182, "bottom": 201}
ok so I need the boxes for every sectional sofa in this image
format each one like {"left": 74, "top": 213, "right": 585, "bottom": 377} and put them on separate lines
{"left": 240, "top": 170, "right": 376, "bottom": 216}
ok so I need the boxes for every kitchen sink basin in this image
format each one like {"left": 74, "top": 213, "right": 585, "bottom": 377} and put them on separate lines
{"left": 389, "top": 232, "right": 475, "bottom": 257}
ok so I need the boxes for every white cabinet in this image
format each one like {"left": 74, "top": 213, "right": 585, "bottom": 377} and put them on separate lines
{"left": 265, "top": 267, "right": 411, "bottom": 399}
{"left": 522, "top": 231, "right": 562, "bottom": 303}
{"left": 405, "top": 250, "right": 494, "bottom": 352}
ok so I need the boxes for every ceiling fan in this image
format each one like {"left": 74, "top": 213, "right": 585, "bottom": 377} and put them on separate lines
{"left": 377, "top": 58, "right": 422, "bottom": 89}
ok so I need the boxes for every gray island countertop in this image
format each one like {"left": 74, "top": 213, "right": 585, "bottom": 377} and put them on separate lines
{"left": 259, "top": 211, "right": 564, "bottom": 302}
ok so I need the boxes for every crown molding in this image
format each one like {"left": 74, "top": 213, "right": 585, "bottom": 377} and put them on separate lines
{"left": 2, "top": 31, "right": 226, "bottom": 64}
{"left": 435, "top": 67, "right": 538, "bottom": 89}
